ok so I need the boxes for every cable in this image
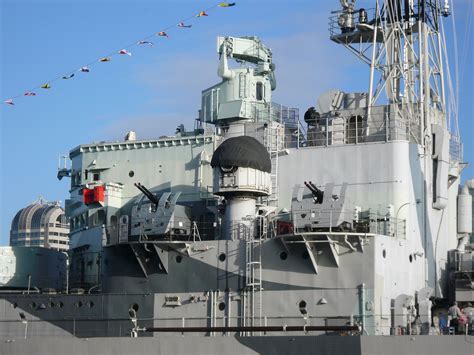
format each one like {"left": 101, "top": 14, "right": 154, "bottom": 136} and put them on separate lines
{"left": 459, "top": 0, "right": 473, "bottom": 81}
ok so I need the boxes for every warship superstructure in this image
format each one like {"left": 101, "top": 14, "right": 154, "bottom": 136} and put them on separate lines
{"left": 1, "top": 1, "right": 473, "bottom": 354}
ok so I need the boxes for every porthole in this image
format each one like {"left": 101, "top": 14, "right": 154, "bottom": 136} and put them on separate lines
{"left": 130, "top": 303, "right": 139, "bottom": 312}
{"left": 48, "top": 302, "right": 55, "bottom": 308}
{"left": 74, "top": 301, "right": 82, "bottom": 308}
{"left": 87, "top": 301, "right": 94, "bottom": 308}
{"left": 176, "top": 255, "right": 183, "bottom": 263}
{"left": 129, "top": 171, "right": 135, "bottom": 178}
{"left": 219, "top": 253, "right": 226, "bottom": 262}
{"left": 409, "top": 254, "right": 413, "bottom": 263}
{"left": 299, "top": 300, "right": 307, "bottom": 309}
{"left": 279, "top": 251, "right": 288, "bottom": 260}
{"left": 12, "top": 302, "right": 18, "bottom": 309}
{"left": 382, "top": 249, "right": 386, "bottom": 258}
{"left": 29, "top": 302, "right": 36, "bottom": 309}
{"left": 218, "top": 302, "right": 226, "bottom": 311}
{"left": 57, "top": 301, "right": 64, "bottom": 308}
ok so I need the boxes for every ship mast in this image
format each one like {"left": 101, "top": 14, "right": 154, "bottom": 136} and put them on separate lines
{"left": 330, "top": 0, "right": 451, "bottom": 142}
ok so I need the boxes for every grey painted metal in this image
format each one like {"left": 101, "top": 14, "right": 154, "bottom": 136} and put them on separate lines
{"left": 0, "top": 2, "right": 471, "bottom": 353}
{"left": 1, "top": 335, "right": 473, "bottom": 355}
{"left": 0, "top": 247, "right": 66, "bottom": 290}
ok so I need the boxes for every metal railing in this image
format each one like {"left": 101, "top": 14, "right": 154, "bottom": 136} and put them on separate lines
{"left": 449, "top": 136, "right": 463, "bottom": 163}
{"left": 249, "top": 102, "right": 299, "bottom": 126}
{"left": 105, "top": 210, "right": 406, "bottom": 244}
{"left": 2, "top": 313, "right": 466, "bottom": 338}
{"left": 291, "top": 107, "right": 422, "bottom": 149}
{"left": 0, "top": 315, "right": 359, "bottom": 338}
{"left": 290, "top": 208, "right": 405, "bottom": 239}
{"left": 328, "top": 7, "right": 377, "bottom": 39}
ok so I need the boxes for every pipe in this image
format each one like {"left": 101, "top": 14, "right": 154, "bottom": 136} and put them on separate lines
{"left": 344, "top": 235, "right": 357, "bottom": 252}
{"left": 359, "top": 283, "right": 366, "bottom": 334}
{"left": 395, "top": 202, "right": 411, "bottom": 238}
{"left": 144, "top": 325, "right": 359, "bottom": 333}
{"left": 366, "top": 0, "right": 379, "bottom": 136}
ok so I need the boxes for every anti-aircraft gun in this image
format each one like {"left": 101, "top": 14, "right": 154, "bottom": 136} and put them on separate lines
{"left": 129, "top": 183, "right": 192, "bottom": 240}
{"left": 291, "top": 181, "right": 354, "bottom": 232}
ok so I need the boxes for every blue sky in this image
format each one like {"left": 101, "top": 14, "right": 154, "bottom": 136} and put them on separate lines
{"left": 1, "top": 0, "right": 473, "bottom": 245}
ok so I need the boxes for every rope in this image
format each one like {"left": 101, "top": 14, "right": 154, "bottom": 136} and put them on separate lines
{"left": 3, "top": 2, "right": 237, "bottom": 104}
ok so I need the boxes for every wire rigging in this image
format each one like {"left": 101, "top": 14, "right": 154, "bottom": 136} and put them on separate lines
{"left": 3, "top": 2, "right": 237, "bottom": 106}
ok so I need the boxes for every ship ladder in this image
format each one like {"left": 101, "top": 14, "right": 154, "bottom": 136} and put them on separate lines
{"left": 263, "top": 123, "right": 281, "bottom": 206}
{"left": 244, "top": 235, "right": 263, "bottom": 336}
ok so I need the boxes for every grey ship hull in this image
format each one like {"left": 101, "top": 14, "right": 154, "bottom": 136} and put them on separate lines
{"left": 2, "top": 335, "right": 472, "bottom": 355}
{"left": 2, "top": 1, "right": 473, "bottom": 353}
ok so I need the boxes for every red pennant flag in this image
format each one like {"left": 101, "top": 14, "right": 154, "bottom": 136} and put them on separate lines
{"left": 119, "top": 49, "right": 132, "bottom": 56}
{"left": 158, "top": 31, "right": 169, "bottom": 37}
{"left": 197, "top": 11, "right": 209, "bottom": 17}
{"left": 24, "top": 92, "right": 37, "bottom": 96}
{"left": 4, "top": 99, "right": 14, "bottom": 105}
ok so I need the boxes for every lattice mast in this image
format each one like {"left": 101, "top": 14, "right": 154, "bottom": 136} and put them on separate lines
{"left": 330, "top": 0, "right": 452, "bottom": 139}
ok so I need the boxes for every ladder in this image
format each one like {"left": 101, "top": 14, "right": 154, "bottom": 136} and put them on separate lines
{"left": 189, "top": 221, "right": 201, "bottom": 242}
{"left": 243, "top": 232, "right": 263, "bottom": 335}
{"left": 263, "top": 122, "right": 282, "bottom": 206}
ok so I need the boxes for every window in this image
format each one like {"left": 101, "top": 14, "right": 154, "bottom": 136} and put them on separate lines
{"left": 256, "top": 82, "right": 263, "bottom": 101}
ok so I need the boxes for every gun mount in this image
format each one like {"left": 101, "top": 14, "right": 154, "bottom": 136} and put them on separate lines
{"left": 291, "top": 182, "right": 353, "bottom": 232}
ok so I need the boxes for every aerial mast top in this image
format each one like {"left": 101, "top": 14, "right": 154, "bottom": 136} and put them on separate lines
{"left": 329, "top": 0, "right": 452, "bottom": 135}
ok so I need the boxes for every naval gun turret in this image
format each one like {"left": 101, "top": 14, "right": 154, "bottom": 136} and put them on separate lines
{"left": 291, "top": 182, "right": 353, "bottom": 232}
{"left": 129, "top": 183, "right": 192, "bottom": 240}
